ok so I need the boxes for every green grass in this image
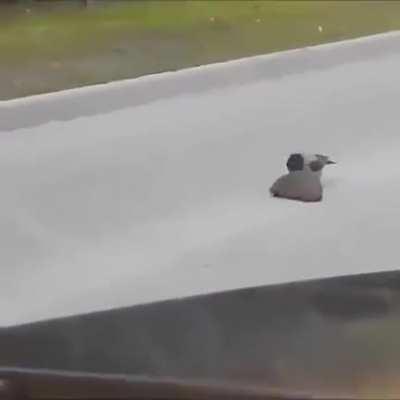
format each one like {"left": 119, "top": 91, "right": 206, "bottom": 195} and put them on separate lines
{"left": 2, "top": 1, "right": 400, "bottom": 99}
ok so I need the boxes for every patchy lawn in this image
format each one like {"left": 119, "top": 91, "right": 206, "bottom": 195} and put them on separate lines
{"left": 1, "top": 0, "right": 400, "bottom": 99}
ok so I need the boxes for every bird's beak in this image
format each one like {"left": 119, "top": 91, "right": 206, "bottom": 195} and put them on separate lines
{"left": 326, "top": 160, "right": 336, "bottom": 165}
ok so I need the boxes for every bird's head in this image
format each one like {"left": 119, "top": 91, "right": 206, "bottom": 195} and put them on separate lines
{"left": 286, "top": 153, "right": 336, "bottom": 174}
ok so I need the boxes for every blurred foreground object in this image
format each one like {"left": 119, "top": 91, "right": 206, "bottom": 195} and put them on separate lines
{"left": 1, "top": 270, "right": 400, "bottom": 399}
